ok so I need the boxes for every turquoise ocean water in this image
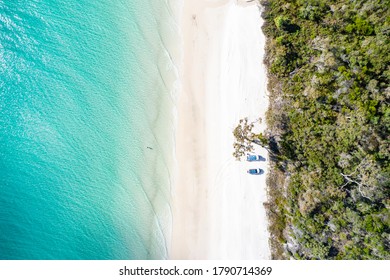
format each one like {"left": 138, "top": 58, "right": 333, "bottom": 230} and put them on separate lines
{"left": 0, "top": 0, "right": 179, "bottom": 259}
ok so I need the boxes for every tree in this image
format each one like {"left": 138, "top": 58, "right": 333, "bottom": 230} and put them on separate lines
{"left": 340, "top": 157, "right": 388, "bottom": 202}
{"left": 232, "top": 118, "right": 257, "bottom": 160}
{"left": 233, "top": 118, "right": 277, "bottom": 160}
{"left": 274, "top": 16, "right": 290, "bottom": 31}
{"left": 262, "top": 0, "right": 389, "bottom": 259}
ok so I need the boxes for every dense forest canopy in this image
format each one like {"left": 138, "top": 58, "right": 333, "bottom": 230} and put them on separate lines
{"left": 260, "top": 0, "right": 389, "bottom": 259}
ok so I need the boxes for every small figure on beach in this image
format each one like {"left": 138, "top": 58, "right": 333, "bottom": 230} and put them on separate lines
{"left": 192, "top": 14, "right": 197, "bottom": 26}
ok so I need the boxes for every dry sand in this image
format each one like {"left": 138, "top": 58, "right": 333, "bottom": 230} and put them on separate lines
{"left": 170, "top": 0, "right": 271, "bottom": 259}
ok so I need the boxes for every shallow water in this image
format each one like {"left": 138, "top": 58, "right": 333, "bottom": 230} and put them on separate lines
{"left": 0, "top": 0, "right": 178, "bottom": 259}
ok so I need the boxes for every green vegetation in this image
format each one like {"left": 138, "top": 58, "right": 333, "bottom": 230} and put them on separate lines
{"left": 260, "top": 0, "right": 389, "bottom": 259}
{"left": 232, "top": 118, "right": 270, "bottom": 160}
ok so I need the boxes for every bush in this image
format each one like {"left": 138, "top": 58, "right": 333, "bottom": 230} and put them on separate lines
{"left": 263, "top": 0, "right": 389, "bottom": 260}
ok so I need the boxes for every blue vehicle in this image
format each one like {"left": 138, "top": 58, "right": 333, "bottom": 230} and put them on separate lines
{"left": 247, "top": 168, "right": 264, "bottom": 175}
{"left": 246, "top": 154, "right": 266, "bottom": 162}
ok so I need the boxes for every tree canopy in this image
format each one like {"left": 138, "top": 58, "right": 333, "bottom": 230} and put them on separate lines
{"left": 262, "top": 0, "right": 389, "bottom": 259}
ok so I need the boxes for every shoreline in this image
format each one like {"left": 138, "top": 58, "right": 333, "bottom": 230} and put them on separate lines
{"left": 170, "top": 0, "right": 270, "bottom": 259}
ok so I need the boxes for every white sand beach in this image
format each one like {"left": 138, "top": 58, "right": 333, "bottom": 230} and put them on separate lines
{"left": 170, "top": 0, "right": 271, "bottom": 259}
